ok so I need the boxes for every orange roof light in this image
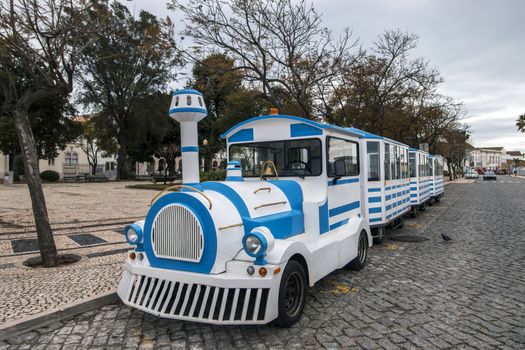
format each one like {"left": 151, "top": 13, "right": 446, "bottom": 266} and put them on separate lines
{"left": 270, "top": 108, "right": 279, "bottom": 115}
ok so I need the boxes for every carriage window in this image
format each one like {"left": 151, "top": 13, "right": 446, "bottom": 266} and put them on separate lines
{"left": 367, "top": 141, "right": 380, "bottom": 181}
{"left": 409, "top": 153, "right": 416, "bottom": 177}
{"left": 395, "top": 146, "right": 401, "bottom": 179}
{"left": 229, "top": 138, "right": 322, "bottom": 177}
{"left": 390, "top": 145, "right": 397, "bottom": 180}
{"left": 384, "top": 143, "right": 391, "bottom": 180}
{"left": 327, "top": 137, "right": 359, "bottom": 177}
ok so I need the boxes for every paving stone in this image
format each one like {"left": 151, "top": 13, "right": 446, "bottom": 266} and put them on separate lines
{"left": 1, "top": 180, "right": 525, "bottom": 349}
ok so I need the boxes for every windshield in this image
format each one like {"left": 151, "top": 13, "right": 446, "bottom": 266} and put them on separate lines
{"left": 229, "top": 138, "right": 322, "bottom": 177}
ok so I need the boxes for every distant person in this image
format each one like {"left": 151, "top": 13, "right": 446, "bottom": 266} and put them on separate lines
{"left": 514, "top": 169, "right": 517, "bottom": 176}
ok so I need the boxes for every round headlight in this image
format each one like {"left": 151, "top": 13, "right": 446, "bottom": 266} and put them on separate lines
{"left": 245, "top": 235, "right": 262, "bottom": 255}
{"left": 124, "top": 224, "right": 143, "bottom": 245}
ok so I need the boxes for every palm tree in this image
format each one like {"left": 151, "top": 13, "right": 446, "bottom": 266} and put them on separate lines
{"left": 517, "top": 114, "right": 525, "bottom": 133}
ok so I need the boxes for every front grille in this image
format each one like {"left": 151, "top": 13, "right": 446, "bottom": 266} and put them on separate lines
{"left": 152, "top": 204, "right": 203, "bottom": 262}
{"left": 120, "top": 271, "right": 270, "bottom": 323}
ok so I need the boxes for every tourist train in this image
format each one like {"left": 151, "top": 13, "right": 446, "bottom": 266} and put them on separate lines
{"left": 117, "top": 89, "right": 445, "bottom": 326}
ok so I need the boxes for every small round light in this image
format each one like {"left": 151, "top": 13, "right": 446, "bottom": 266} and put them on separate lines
{"left": 245, "top": 235, "right": 262, "bottom": 255}
{"left": 138, "top": 252, "right": 144, "bottom": 261}
{"left": 124, "top": 224, "right": 143, "bottom": 245}
{"left": 246, "top": 266, "right": 255, "bottom": 275}
{"left": 126, "top": 227, "right": 139, "bottom": 243}
{"left": 259, "top": 267, "right": 267, "bottom": 277}
{"left": 129, "top": 252, "right": 136, "bottom": 260}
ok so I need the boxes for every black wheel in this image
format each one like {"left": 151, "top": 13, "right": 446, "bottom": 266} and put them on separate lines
{"left": 372, "top": 227, "right": 385, "bottom": 245}
{"left": 348, "top": 231, "right": 368, "bottom": 271}
{"left": 435, "top": 196, "right": 441, "bottom": 203}
{"left": 410, "top": 208, "right": 417, "bottom": 218}
{"left": 273, "top": 260, "right": 307, "bottom": 327}
{"left": 428, "top": 199, "right": 433, "bottom": 206}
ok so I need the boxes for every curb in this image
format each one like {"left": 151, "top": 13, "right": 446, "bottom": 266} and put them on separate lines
{"left": 0, "top": 290, "right": 119, "bottom": 342}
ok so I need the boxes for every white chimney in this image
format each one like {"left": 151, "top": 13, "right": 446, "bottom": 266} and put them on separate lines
{"left": 168, "top": 89, "right": 207, "bottom": 185}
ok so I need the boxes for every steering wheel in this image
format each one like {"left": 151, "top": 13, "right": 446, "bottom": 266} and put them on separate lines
{"left": 287, "top": 160, "right": 311, "bottom": 173}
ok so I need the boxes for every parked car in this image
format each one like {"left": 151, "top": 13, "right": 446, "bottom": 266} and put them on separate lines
{"left": 465, "top": 170, "right": 479, "bottom": 179}
{"left": 483, "top": 170, "right": 497, "bottom": 181}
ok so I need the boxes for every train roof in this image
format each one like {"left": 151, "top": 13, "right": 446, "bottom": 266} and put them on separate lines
{"left": 220, "top": 114, "right": 364, "bottom": 139}
{"left": 221, "top": 114, "right": 407, "bottom": 148}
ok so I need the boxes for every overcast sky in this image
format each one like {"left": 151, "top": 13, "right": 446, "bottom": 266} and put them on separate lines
{"left": 125, "top": 0, "right": 525, "bottom": 152}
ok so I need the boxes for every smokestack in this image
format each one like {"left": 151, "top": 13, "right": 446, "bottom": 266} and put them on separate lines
{"left": 168, "top": 89, "right": 207, "bottom": 185}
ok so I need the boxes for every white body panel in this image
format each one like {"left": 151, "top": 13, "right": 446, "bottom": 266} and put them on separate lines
{"left": 409, "top": 149, "right": 432, "bottom": 206}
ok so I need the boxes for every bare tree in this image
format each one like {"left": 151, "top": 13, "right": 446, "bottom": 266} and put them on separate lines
{"left": 0, "top": 0, "right": 97, "bottom": 266}
{"left": 78, "top": 116, "right": 101, "bottom": 175}
{"left": 170, "top": 0, "right": 359, "bottom": 119}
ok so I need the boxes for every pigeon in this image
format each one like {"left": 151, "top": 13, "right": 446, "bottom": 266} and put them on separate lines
{"left": 441, "top": 233, "right": 452, "bottom": 242}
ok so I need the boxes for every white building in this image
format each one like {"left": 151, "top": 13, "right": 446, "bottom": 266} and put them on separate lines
{"left": 1, "top": 143, "right": 226, "bottom": 182}
{"left": 467, "top": 146, "right": 507, "bottom": 169}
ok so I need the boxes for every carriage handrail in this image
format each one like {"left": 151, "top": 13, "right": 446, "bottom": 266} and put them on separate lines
{"left": 150, "top": 184, "right": 212, "bottom": 210}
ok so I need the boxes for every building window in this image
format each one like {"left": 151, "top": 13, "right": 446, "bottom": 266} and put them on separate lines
{"left": 384, "top": 143, "right": 391, "bottom": 180}
{"left": 48, "top": 158, "right": 55, "bottom": 166}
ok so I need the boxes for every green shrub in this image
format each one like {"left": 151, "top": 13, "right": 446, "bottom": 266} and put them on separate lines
{"left": 40, "top": 170, "right": 60, "bottom": 182}
{"left": 200, "top": 170, "right": 226, "bottom": 182}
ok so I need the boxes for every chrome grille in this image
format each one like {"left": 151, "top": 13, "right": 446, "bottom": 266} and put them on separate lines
{"left": 152, "top": 204, "right": 204, "bottom": 262}
{"left": 120, "top": 271, "right": 270, "bottom": 323}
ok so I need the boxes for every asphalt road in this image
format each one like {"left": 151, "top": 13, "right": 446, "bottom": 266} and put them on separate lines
{"left": 2, "top": 177, "right": 524, "bottom": 349}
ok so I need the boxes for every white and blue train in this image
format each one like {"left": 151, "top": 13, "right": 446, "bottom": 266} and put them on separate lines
{"left": 117, "top": 89, "right": 445, "bottom": 326}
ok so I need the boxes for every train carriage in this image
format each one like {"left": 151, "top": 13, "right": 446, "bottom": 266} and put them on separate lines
{"left": 430, "top": 155, "right": 445, "bottom": 202}
{"left": 347, "top": 128, "right": 411, "bottom": 243}
{"left": 409, "top": 148, "right": 433, "bottom": 215}
{"left": 117, "top": 90, "right": 372, "bottom": 327}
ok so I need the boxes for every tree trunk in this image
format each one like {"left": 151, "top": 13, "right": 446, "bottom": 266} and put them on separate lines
{"left": 116, "top": 142, "right": 129, "bottom": 180}
{"left": 13, "top": 108, "right": 58, "bottom": 267}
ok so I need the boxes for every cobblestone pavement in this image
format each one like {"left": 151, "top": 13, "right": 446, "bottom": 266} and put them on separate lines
{"left": 2, "top": 178, "right": 525, "bottom": 349}
{"left": 0, "top": 182, "right": 160, "bottom": 323}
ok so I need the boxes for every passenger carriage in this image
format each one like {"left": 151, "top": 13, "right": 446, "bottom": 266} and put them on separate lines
{"left": 117, "top": 90, "right": 372, "bottom": 327}
{"left": 408, "top": 148, "right": 433, "bottom": 216}
{"left": 347, "top": 128, "right": 411, "bottom": 243}
{"left": 430, "top": 155, "right": 445, "bottom": 202}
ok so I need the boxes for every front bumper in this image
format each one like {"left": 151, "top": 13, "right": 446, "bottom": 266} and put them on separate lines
{"left": 117, "top": 261, "right": 282, "bottom": 325}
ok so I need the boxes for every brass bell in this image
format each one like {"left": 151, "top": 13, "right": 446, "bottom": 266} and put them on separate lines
{"left": 262, "top": 165, "right": 276, "bottom": 177}
{"left": 260, "top": 160, "right": 278, "bottom": 180}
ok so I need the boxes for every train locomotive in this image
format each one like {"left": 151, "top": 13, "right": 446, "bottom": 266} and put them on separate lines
{"left": 117, "top": 89, "right": 444, "bottom": 326}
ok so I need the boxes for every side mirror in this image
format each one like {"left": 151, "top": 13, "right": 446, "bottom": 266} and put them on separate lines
{"left": 334, "top": 158, "right": 346, "bottom": 179}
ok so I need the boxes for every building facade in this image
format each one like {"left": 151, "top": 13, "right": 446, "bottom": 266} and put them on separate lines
{"left": 467, "top": 146, "right": 507, "bottom": 169}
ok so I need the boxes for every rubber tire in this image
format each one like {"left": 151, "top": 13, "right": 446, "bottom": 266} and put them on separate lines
{"left": 410, "top": 210, "right": 417, "bottom": 218}
{"left": 347, "top": 231, "right": 368, "bottom": 271}
{"left": 273, "top": 260, "right": 307, "bottom": 327}
{"left": 372, "top": 227, "right": 385, "bottom": 245}
{"left": 435, "top": 196, "right": 441, "bottom": 203}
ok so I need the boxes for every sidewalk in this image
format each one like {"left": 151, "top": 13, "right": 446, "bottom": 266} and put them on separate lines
{"left": 0, "top": 182, "right": 156, "bottom": 324}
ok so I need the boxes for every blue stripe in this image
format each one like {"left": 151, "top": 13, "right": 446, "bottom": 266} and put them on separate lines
{"left": 329, "top": 201, "right": 360, "bottom": 217}
{"left": 368, "top": 188, "right": 381, "bottom": 192}
{"left": 225, "top": 176, "right": 244, "bottom": 182}
{"left": 329, "top": 218, "right": 349, "bottom": 230}
{"left": 369, "top": 207, "right": 382, "bottom": 214}
{"left": 328, "top": 178, "right": 359, "bottom": 186}
{"left": 181, "top": 146, "right": 199, "bottom": 152}
{"left": 169, "top": 107, "right": 207, "bottom": 115}
{"left": 290, "top": 123, "right": 323, "bottom": 137}
{"left": 319, "top": 200, "right": 329, "bottom": 234}
{"left": 370, "top": 218, "right": 382, "bottom": 222}
{"left": 229, "top": 128, "right": 254, "bottom": 142}
{"left": 172, "top": 89, "right": 203, "bottom": 96}
{"left": 368, "top": 196, "right": 381, "bottom": 203}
